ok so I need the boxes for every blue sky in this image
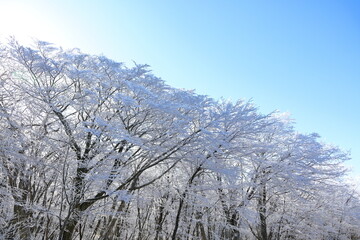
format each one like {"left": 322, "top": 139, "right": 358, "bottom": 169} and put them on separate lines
{"left": 1, "top": 0, "right": 359, "bottom": 180}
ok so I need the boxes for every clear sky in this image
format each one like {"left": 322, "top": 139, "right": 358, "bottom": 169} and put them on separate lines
{"left": 0, "top": 0, "right": 359, "bottom": 182}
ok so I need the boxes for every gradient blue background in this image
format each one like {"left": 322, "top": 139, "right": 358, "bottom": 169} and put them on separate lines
{"left": 1, "top": 0, "right": 359, "bottom": 182}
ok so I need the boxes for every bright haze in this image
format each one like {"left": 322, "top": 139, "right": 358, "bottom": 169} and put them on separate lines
{"left": 1, "top": 0, "right": 359, "bottom": 182}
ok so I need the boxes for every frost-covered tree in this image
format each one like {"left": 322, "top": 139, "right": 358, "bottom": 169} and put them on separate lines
{"left": 0, "top": 39, "right": 358, "bottom": 240}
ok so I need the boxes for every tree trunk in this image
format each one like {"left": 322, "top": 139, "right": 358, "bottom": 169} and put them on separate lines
{"left": 154, "top": 196, "right": 168, "bottom": 240}
{"left": 172, "top": 195, "right": 185, "bottom": 240}
{"left": 59, "top": 218, "right": 78, "bottom": 240}
{"left": 258, "top": 183, "right": 268, "bottom": 240}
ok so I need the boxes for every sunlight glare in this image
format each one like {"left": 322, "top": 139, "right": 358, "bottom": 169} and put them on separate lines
{"left": 0, "top": 2, "right": 54, "bottom": 44}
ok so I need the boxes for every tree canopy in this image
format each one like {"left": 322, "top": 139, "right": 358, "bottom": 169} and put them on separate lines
{"left": 0, "top": 39, "right": 359, "bottom": 240}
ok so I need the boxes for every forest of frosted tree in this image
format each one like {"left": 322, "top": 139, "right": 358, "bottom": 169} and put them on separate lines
{"left": 0, "top": 40, "right": 359, "bottom": 240}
